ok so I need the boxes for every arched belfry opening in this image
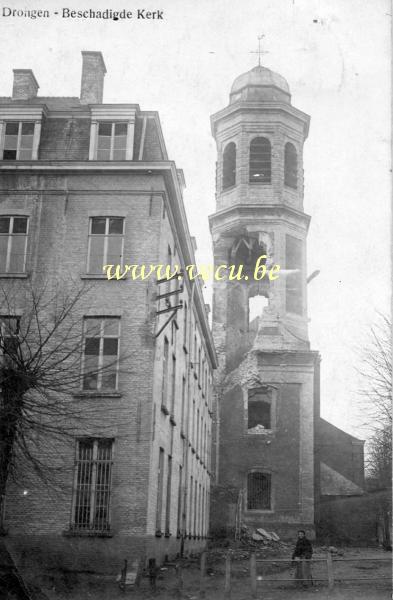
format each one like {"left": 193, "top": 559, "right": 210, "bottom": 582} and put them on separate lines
{"left": 229, "top": 235, "right": 267, "bottom": 277}
{"left": 222, "top": 142, "right": 236, "bottom": 190}
{"left": 248, "top": 282, "right": 269, "bottom": 331}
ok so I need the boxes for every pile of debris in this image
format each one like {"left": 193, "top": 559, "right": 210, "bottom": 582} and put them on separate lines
{"left": 240, "top": 526, "right": 290, "bottom": 551}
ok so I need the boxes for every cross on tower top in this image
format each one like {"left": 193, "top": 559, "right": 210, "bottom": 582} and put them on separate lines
{"left": 250, "top": 34, "right": 269, "bottom": 67}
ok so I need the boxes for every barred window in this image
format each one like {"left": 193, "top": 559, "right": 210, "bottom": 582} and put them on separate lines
{"left": 82, "top": 317, "right": 120, "bottom": 391}
{"left": 2, "top": 122, "right": 35, "bottom": 160}
{"left": 222, "top": 142, "right": 236, "bottom": 190}
{"left": 97, "top": 122, "right": 127, "bottom": 160}
{"left": 0, "top": 216, "right": 28, "bottom": 273}
{"left": 249, "top": 137, "right": 271, "bottom": 183}
{"left": 87, "top": 216, "right": 124, "bottom": 274}
{"left": 247, "top": 472, "right": 271, "bottom": 510}
{"left": 72, "top": 438, "right": 113, "bottom": 532}
{"left": 284, "top": 142, "right": 298, "bottom": 189}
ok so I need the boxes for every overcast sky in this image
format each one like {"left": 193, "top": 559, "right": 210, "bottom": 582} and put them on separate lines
{"left": 0, "top": 0, "right": 390, "bottom": 437}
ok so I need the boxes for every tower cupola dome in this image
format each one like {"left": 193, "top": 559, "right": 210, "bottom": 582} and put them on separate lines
{"left": 230, "top": 65, "right": 291, "bottom": 104}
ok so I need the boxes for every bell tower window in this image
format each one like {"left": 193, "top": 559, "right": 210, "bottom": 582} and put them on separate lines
{"left": 249, "top": 137, "right": 271, "bottom": 183}
{"left": 284, "top": 142, "right": 298, "bottom": 189}
{"left": 222, "top": 142, "right": 236, "bottom": 190}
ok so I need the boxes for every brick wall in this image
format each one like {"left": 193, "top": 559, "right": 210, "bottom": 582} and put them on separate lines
{"left": 1, "top": 167, "right": 214, "bottom": 572}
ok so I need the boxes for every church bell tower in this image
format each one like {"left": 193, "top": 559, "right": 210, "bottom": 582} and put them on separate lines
{"left": 210, "top": 60, "right": 318, "bottom": 537}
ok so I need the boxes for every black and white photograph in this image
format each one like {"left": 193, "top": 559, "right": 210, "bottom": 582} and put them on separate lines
{"left": 0, "top": 1, "right": 391, "bottom": 598}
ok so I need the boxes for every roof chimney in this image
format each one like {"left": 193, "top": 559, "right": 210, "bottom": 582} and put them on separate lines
{"left": 12, "top": 69, "right": 39, "bottom": 100}
{"left": 80, "top": 51, "right": 106, "bottom": 104}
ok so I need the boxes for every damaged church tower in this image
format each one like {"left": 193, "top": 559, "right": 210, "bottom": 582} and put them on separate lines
{"left": 209, "top": 62, "right": 319, "bottom": 538}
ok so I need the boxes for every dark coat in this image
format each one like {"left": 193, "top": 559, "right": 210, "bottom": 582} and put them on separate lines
{"left": 292, "top": 537, "right": 313, "bottom": 560}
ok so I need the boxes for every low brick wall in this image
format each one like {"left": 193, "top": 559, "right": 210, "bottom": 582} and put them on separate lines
{"left": 316, "top": 490, "right": 391, "bottom": 546}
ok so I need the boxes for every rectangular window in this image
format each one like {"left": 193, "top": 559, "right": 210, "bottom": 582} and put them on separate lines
{"left": 0, "top": 316, "right": 20, "bottom": 360}
{"left": 204, "top": 422, "right": 207, "bottom": 463}
{"left": 193, "top": 479, "right": 198, "bottom": 536}
{"left": 189, "top": 475, "right": 193, "bottom": 534}
{"left": 192, "top": 400, "right": 196, "bottom": 448}
{"left": 247, "top": 472, "right": 271, "bottom": 510}
{"left": 171, "top": 320, "right": 177, "bottom": 347}
{"left": 177, "top": 465, "right": 183, "bottom": 534}
{"left": 196, "top": 409, "right": 200, "bottom": 454}
{"left": 165, "top": 455, "right": 172, "bottom": 534}
{"left": 199, "top": 483, "right": 202, "bottom": 536}
{"left": 170, "top": 354, "right": 176, "bottom": 416}
{"left": 285, "top": 234, "right": 303, "bottom": 315}
{"left": 0, "top": 216, "right": 28, "bottom": 273}
{"left": 87, "top": 216, "right": 124, "bottom": 274}
{"left": 82, "top": 317, "right": 120, "bottom": 391}
{"left": 97, "top": 122, "right": 127, "bottom": 160}
{"left": 156, "top": 448, "right": 165, "bottom": 532}
{"left": 183, "top": 302, "right": 188, "bottom": 347}
{"left": 162, "top": 337, "right": 169, "bottom": 409}
{"left": 166, "top": 245, "right": 172, "bottom": 294}
{"left": 248, "top": 388, "right": 272, "bottom": 432}
{"left": 181, "top": 376, "right": 186, "bottom": 432}
{"left": 3, "top": 121, "right": 35, "bottom": 160}
{"left": 72, "top": 438, "right": 113, "bottom": 532}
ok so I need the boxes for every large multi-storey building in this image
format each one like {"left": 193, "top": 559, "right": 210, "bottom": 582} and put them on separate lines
{"left": 0, "top": 51, "right": 216, "bottom": 573}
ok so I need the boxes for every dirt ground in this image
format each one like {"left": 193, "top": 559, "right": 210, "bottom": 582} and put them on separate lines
{"left": 30, "top": 547, "right": 391, "bottom": 600}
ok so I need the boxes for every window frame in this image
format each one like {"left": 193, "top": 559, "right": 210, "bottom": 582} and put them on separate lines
{"left": 88, "top": 106, "right": 136, "bottom": 161}
{"left": 70, "top": 438, "right": 114, "bottom": 533}
{"left": 0, "top": 109, "right": 44, "bottom": 161}
{"left": 246, "top": 471, "right": 272, "bottom": 511}
{"left": 245, "top": 386, "right": 277, "bottom": 434}
{"left": 284, "top": 141, "right": 298, "bottom": 189}
{"left": 0, "top": 215, "right": 29, "bottom": 274}
{"left": 249, "top": 136, "right": 272, "bottom": 184}
{"left": 222, "top": 141, "right": 236, "bottom": 190}
{"left": 81, "top": 316, "right": 121, "bottom": 392}
{"left": 96, "top": 121, "right": 128, "bottom": 161}
{"left": 0, "top": 315, "right": 20, "bottom": 362}
{"left": 86, "top": 216, "right": 125, "bottom": 275}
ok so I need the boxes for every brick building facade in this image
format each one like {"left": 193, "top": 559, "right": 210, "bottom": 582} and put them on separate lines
{"left": 0, "top": 51, "right": 216, "bottom": 574}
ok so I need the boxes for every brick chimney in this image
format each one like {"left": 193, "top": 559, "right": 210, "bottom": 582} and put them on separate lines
{"left": 12, "top": 69, "right": 39, "bottom": 100}
{"left": 80, "top": 51, "right": 106, "bottom": 104}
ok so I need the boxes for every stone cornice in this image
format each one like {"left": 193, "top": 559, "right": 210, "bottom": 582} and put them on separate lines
{"left": 209, "top": 203, "right": 311, "bottom": 233}
{"left": 0, "top": 104, "right": 49, "bottom": 120}
{"left": 211, "top": 101, "right": 310, "bottom": 138}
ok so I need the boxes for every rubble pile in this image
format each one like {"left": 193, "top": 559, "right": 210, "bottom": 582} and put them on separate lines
{"left": 240, "top": 526, "right": 289, "bottom": 552}
{"left": 207, "top": 526, "right": 290, "bottom": 564}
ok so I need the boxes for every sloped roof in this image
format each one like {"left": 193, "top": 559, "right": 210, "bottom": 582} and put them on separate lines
{"left": 321, "top": 462, "right": 364, "bottom": 496}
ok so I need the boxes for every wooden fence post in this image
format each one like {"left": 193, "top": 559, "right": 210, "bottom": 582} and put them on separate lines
{"left": 224, "top": 553, "right": 231, "bottom": 599}
{"left": 199, "top": 552, "right": 206, "bottom": 598}
{"left": 327, "top": 551, "right": 334, "bottom": 591}
{"left": 250, "top": 552, "right": 257, "bottom": 598}
{"left": 175, "top": 563, "right": 183, "bottom": 599}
